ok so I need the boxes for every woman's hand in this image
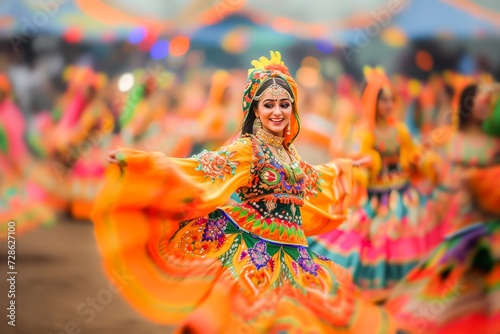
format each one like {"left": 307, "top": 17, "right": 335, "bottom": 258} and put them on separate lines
{"left": 107, "top": 149, "right": 127, "bottom": 166}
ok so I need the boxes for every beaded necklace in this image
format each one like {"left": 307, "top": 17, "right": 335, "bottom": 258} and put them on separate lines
{"left": 255, "top": 128, "right": 304, "bottom": 184}
{"left": 255, "top": 128, "right": 290, "bottom": 162}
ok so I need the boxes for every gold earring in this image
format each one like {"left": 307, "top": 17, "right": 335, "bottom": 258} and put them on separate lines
{"left": 287, "top": 122, "right": 291, "bottom": 135}
{"left": 253, "top": 116, "right": 262, "bottom": 134}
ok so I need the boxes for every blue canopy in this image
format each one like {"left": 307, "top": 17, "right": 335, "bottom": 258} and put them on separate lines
{"left": 392, "top": 0, "right": 499, "bottom": 39}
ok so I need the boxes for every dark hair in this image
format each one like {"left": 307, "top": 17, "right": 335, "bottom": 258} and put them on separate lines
{"left": 444, "top": 84, "right": 454, "bottom": 100}
{"left": 458, "top": 84, "right": 478, "bottom": 130}
{"left": 241, "top": 77, "right": 294, "bottom": 136}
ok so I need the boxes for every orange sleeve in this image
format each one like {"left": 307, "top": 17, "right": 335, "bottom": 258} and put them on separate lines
{"left": 296, "top": 153, "right": 353, "bottom": 236}
{"left": 92, "top": 138, "right": 253, "bottom": 221}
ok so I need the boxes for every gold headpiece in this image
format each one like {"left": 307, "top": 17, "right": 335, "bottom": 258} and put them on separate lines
{"left": 253, "top": 77, "right": 294, "bottom": 102}
{"left": 242, "top": 51, "right": 300, "bottom": 148}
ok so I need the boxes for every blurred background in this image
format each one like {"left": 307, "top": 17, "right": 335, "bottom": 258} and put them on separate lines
{"left": 0, "top": 0, "right": 499, "bottom": 333}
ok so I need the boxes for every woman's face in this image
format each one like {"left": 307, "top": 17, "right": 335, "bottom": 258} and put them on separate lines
{"left": 84, "top": 86, "right": 96, "bottom": 100}
{"left": 254, "top": 89, "right": 293, "bottom": 136}
{"left": 473, "top": 91, "right": 491, "bottom": 122}
{"left": 376, "top": 87, "right": 395, "bottom": 120}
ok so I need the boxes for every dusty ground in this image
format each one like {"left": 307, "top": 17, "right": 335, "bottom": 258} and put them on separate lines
{"left": 0, "top": 218, "right": 172, "bottom": 334}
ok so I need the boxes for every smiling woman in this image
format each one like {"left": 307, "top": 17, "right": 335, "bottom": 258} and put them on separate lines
{"left": 240, "top": 77, "right": 294, "bottom": 137}
{"left": 308, "top": 66, "right": 443, "bottom": 303}
{"left": 92, "top": 51, "right": 399, "bottom": 333}
{"left": 254, "top": 79, "right": 294, "bottom": 135}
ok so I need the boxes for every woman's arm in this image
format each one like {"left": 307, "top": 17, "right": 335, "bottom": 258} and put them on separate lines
{"left": 94, "top": 137, "right": 254, "bottom": 221}
{"left": 295, "top": 153, "right": 355, "bottom": 236}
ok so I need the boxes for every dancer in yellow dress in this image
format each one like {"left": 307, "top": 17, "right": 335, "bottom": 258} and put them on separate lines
{"left": 308, "top": 67, "right": 441, "bottom": 302}
{"left": 92, "top": 52, "right": 397, "bottom": 333}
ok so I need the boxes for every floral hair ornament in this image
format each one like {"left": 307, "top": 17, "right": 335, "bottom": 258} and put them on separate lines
{"left": 242, "top": 51, "right": 300, "bottom": 148}
{"left": 357, "top": 66, "right": 396, "bottom": 130}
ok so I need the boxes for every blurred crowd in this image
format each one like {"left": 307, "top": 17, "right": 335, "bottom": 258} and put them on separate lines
{"left": 0, "top": 46, "right": 498, "bottom": 227}
{"left": 1, "top": 44, "right": 500, "bottom": 332}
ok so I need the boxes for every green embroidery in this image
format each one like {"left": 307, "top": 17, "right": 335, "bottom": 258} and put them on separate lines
{"left": 260, "top": 168, "right": 281, "bottom": 186}
{"left": 219, "top": 234, "right": 241, "bottom": 268}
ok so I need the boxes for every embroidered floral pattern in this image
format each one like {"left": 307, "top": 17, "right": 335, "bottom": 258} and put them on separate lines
{"left": 260, "top": 167, "right": 281, "bottom": 186}
{"left": 300, "top": 160, "right": 322, "bottom": 199}
{"left": 289, "top": 261, "right": 298, "bottom": 276}
{"left": 230, "top": 135, "right": 309, "bottom": 245}
{"left": 225, "top": 204, "right": 307, "bottom": 246}
{"left": 297, "top": 247, "right": 318, "bottom": 276}
{"left": 241, "top": 138, "right": 305, "bottom": 201}
{"left": 202, "top": 217, "right": 228, "bottom": 243}
{"left": 193, "top": 145, "right": 240, "bottom": 182}
{"left": 315, "top": 253, "right": 331, "bottom": 262}
{"left": 242, "top": 72, "right": 270, "bottom": 114}
{"left": 248, "top": 240, "right": 271, "bottom": 270}
{"left": 180, "top": 230, "right": 210, "bottom": 257}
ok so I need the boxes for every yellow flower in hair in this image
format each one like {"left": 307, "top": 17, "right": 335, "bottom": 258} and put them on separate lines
{"left": 363, "top": 66, "right": 386, "bottom": 82}
{"left": 251, "top": 51, "right": 283, "bottom": 69}
{"left": 248, "top": 51, "right": 290, "bottom": 76}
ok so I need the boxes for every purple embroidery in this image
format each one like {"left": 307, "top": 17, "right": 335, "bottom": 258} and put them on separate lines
{"left": 298, "top": 247, "right": 309, "bottom": 258}
{"left": 248, "top": 241, "right": 271, "bottom": 270}
{"left": 297, "top": 247, "right": 318, "bottom": 276}
{"left": 315, "top": 253, "right": 331, "bottom": 262}
{"left": 202, "top": 217, "right": 227, "bottom": 242}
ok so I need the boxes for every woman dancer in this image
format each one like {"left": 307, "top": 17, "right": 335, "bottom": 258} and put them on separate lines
{"left": 427, "top": 81, "right": 500, "bottom": 234}
{"left": 308, "top": 67, "right": 440, "bottom": 302}
{"left": 0, "top": 74, "right": 54, "bottom": 236}
{"left": 386, "top": 165, "right": 500, "bottom": 334}
{"left": 66, "top": 73, "right": 115, "bottom": 219}
{"left": 386, "top": 81, "right": 500, "bottom": 334}
{"left": 92, "top": 52, "right": 397, "bottom": 333}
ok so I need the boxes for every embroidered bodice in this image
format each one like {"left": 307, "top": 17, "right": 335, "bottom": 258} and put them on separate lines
{"left": 370, "top": 126, "right": 408, "bottom": 191}
{"left": 225, "top": 135, "right": 310, "bottom": 246}
{"left": 373, "top": 126, "right": 401, "bottom": 168}
{"left": 238, "top": 135, "right": 305, "bottom": 209}
{"left": 187, "top": 133, "right": 339, "bottom": 246}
